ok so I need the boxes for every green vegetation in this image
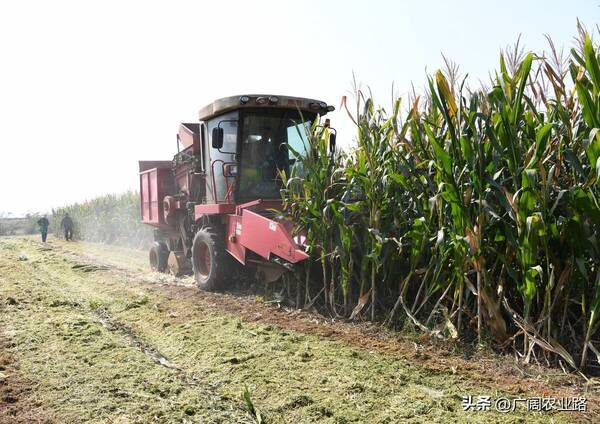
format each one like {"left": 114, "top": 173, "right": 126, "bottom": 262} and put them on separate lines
{"left": 51, "top": 191, "right": 152, "bottom": 248}
{"left": 282, "top": 24, "right": 600, "bottom": 372}
{"left": 0, "top": 237, "right": 588, "bottom": 423}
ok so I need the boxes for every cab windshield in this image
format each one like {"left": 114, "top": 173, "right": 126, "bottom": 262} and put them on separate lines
{"left": 238, "top": 109, "right": 313, "bottom": 201}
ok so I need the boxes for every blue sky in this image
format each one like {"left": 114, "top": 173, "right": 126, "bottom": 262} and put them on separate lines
{"left": 0, "top": 0, "right": 597, "bottom": 215}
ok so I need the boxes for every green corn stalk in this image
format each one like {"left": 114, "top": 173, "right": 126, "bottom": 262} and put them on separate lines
{"left": 279, "top": 26, "right": 600, "bottom": 371}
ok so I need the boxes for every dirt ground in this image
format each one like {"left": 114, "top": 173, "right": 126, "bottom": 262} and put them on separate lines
{"left": 0, "top": 236, "right": 598, "bottom": 423}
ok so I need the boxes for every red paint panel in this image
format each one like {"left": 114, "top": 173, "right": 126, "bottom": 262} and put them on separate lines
{"left": 194, "top": 203, "right": 236, "bottom": 219}
{"left": 225, "top": 215, "right": 246, "bottom": 264}
{"left": 178, "top": 123, "right": 201, "bottom": 153}
{"left": 140, "top": 173, "right": 150, "bottom": 221}
{"left": 139, "top": 166, "right": 172, "bottom": 226}
{"left": 239, "top": 210, "right": 309, "bottom": 263}
{"left": 149, "top": 171, "right": 158, "bottom": 221}
{"left": 139, "top": 160, "right": 171, "bottom": 172}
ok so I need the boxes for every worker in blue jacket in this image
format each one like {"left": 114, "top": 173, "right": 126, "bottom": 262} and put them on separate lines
{"left": 37, "top": 216, "right": 49, "bottom": 242}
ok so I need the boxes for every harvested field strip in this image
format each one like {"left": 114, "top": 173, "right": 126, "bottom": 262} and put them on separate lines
{"left": 0, "top": 334, "right": 55, "bottom": 423}
{"left": 0, "top": 239, "right": 249, "bottom": 423}
{"left": 0, "top": 236, "right": 596, "bottom": 423}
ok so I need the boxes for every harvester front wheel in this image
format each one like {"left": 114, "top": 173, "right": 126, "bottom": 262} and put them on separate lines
{"left": 192, "top": 227, "right": 226, "bottom": 291}
{"left": 149, "top": 242, "right": 169, "bottom": 272}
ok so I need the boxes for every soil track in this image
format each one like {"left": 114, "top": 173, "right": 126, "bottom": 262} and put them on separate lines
{"left": 0, "top": 336, "right": 54, "bottom": 423}
{"left": 0, "top": 236, "right": 598, "bottom": 423}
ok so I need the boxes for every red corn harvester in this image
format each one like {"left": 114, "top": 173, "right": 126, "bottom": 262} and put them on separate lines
{"left": 139, "top": 94, "right": 335, "bottom": 290}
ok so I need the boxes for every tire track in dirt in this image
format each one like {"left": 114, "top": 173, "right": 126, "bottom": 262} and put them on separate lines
{"left": 0, "top": 238, "right": 253, "bottom": 423}
{"left": 0, "top": 335, "right": 54, "bottom": 424}
{"left": 89, "top": 306, "right": 257, "bottom": 413}
{"left": 31, "top": 239, "right": 600, "bottom": 405}
{"left": 36, "top": 239, "right": 196, "bottom": 289}
{"left": 6, "top": 237, "right": 600, "bottom": 422}
{"left": 0, "top": 241, "right": 53, "bottom": 423}
{"left": 92, "top": 307, "right": 181, "bottom": 369}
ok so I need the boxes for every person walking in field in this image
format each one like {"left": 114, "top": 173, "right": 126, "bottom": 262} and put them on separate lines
{"left": 60, "top": 213, "right": 74, "bottom": 241}
{"left": 37, "top": 215, "right": 49, "bottom": 242}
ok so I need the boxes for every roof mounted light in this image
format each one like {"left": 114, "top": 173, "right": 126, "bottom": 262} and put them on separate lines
{"left": 256, "top": 96, "right": 268, "bottom": 105}
{"left": 240, "top": 95, "right": 250, "bottom": 104}
{"left": 319, "top": 102, "right": 327, "bottom": 109}
{"left": 268, "top": 96, "right": 279, "bottom": 104}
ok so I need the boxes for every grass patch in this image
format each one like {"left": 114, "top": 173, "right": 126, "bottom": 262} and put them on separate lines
{"left": 0, "top": 237, "right": 591, "bottom": 423}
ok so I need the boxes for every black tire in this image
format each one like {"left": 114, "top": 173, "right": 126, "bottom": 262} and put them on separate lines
{"left": 149, "top": 242, "right": 169, "bottom": 272}
{"left": 191, "top": 227, "right": 229, "bottom": 291}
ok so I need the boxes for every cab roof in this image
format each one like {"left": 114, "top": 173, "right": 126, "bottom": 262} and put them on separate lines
{"left": 198, "top": 94, "right": 334, "bottom": 121}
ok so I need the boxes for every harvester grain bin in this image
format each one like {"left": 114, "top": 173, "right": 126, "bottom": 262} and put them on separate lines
{"left": 139, "top": 95, "right": 335, "bottom": 290}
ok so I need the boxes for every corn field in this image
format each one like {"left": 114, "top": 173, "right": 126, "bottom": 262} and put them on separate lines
{"left": 282, "top": 24, "right": 600, "bottom": 372}
{"left": 52, "top": 191, "right": 152, "bottom": 249}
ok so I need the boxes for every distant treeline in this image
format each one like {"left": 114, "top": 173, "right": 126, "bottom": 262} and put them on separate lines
{"left": 51, "top": 191, "right": 152, "bottom": 249}
{"left": 0, "top": 216, "right": 40, "bottom": 236}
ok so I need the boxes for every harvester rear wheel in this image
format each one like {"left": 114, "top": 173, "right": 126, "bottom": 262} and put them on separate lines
{"left": 149, "top": 242, "right": 169, "bottom": 272}
{"left": 192, "top": 227, "right": 227, "bottom": 291}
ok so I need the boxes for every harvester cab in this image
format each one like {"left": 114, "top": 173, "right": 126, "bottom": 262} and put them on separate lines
{"left": 139, "top": 95, "right": 335, "bottom": 290}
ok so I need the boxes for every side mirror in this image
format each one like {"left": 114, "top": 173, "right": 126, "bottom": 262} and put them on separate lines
{"left": 329, "top": 132, "right": 336, "bottom": 154}
{"left": 212, "top": 127, "right": 224, "bottom": 149}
